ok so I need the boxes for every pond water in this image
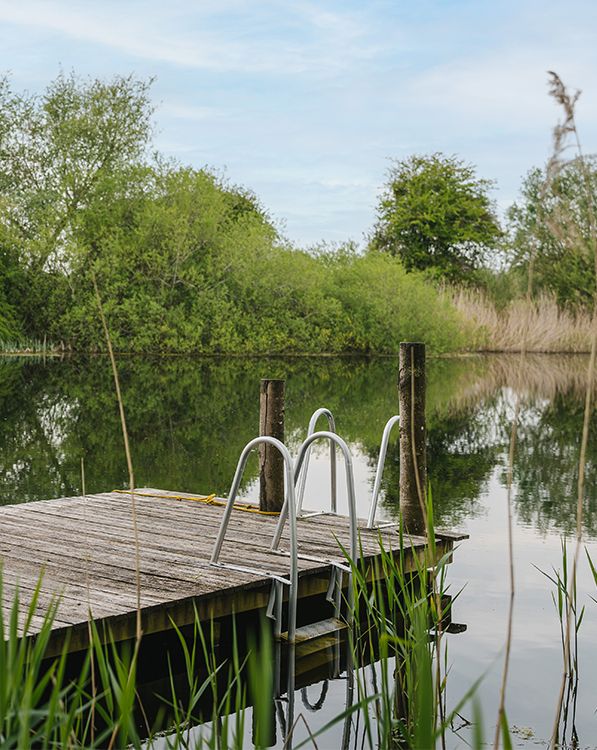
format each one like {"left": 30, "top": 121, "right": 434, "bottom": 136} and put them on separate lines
{"left": 1, "top": 353, "right": 596, "bottom": 748}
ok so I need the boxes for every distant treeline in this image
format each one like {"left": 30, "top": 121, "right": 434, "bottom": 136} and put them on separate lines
{"left": 0, "top": 73, "right": 594, "bottom": 354}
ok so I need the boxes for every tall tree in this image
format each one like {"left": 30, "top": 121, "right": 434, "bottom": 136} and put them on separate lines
{"left": 0, "top": 72, "right": 154, "bottom": 270}
{"left": 371, "top": 153, "right": 502, "bottom": 283}
{"left": 0, "top": 72, "right": 155, "bottom": 334}
{"left": 508, "top": 158, "right": 597, "bottom": 308}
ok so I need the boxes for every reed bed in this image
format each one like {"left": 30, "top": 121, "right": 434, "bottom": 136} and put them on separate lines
{"left": 433, "top": 352, "right": 597, "bottom": 420}
{"left": 452, "top": 289, "right": 595, "bottom": 353}
{"left": 0, "top": 338, "right": 57, "bottom": 355}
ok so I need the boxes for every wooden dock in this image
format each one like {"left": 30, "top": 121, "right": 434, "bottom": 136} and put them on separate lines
{"left": 0, "top": 488, "right": 463, "bottom": 655}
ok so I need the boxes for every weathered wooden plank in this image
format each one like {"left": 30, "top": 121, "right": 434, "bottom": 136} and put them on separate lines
{"left": 97, "top": 490, "right": 414, "bottom": 551}
{"left": 0, "top": 486, "right": 451, "bottom": 654}
{"left": 0, "top": 538, "right": 232, "bottom": 590}
{"left": 10, "top": 502, "right": 288, "bottom": 551}
{"left": 281, "top": 617, "right": 347, "bottom": 643}
{"left": 6, "top": 501, "right": 401, "bottom": 565}
{"left": 0, "top": 516, "right": 312, "bottom": 580}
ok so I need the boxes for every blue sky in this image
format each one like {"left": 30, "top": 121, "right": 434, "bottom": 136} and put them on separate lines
{"left": 1, "top": 0, "right": 596, "bottom": 247}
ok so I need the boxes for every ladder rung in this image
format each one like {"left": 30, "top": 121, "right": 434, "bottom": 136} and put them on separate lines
{"left": 280, "top": 617, "right": 347, "bottom": 643}
{"left": 295, "top": 633, "right": 341, "bottom": 659}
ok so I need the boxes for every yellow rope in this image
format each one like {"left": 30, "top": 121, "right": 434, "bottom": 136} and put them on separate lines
{"left": 113, "top": 489, "right": 281, "bottom": 515}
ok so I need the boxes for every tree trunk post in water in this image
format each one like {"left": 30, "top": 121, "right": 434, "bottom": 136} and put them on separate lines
{"left": 398, "top": 342, "right": 427, "bottom": 536}
{"left": 259, "top": 378, "right": 286, "bottom": 513}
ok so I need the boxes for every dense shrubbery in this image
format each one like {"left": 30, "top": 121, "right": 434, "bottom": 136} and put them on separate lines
{"left": 41, "top": 175, "right": 467, "bottom": 353}
{"left": 0, "top": 73, "right": 469, "bottom": 354}
{"left": 1, "top": 72, "right": 593, "bottom": 355}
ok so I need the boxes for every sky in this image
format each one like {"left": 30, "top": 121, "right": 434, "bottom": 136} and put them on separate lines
{"left": 1, "top": 0, "right": 596, "bottom": 248}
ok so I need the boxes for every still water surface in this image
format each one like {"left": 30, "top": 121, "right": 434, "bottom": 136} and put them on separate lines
{"left": 1, "top": 353, "right": 596, "bottom": 747}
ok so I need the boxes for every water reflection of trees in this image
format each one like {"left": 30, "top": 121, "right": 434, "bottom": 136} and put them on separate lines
{"left": 0, "top": 356, "right": 403, "bottom": 504}
{"left": 425, "top": 355, "right": 597, "bottom": 537}
{"left": 0, "top": 353, "right": 595, "bottom": 537}
{"left": 512, "top": 394, "right": 597, "bottom": 537}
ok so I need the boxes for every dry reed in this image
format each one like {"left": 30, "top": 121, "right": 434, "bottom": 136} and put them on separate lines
{"left": 92, "top": 275, "right": 142, "bottom": 642}
{"left": 545, "top": 72, "right": 597, "bottom": 750}
{"left": 490, "top": 69, "right": 597, "bottom": 748}
{"left": 452, "top": 288, "right": 594, "bottom": 353}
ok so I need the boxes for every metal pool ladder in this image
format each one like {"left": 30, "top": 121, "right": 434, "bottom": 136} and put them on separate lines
{"left": 209, "top": 436, "right": 300, "bottom": 642}
{"left": 295, "top": 408, "right": 401, "bottom": 529}
{"left": 209, "top": 411, "right": 400, "bottom": 642}
{"left": 209, "top": 428, "right": 361, "bottom": 643}
{"left": 367, "top": 414, "right": 401, "bottom": 528}
{"left": 271, "top": 429, "right": 359, "bottom": 619}
{"left": 296, "top": 407, "right": 337, "bottom": 515}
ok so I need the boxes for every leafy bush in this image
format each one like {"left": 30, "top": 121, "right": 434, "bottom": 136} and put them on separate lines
{"left": 0, "top": 73, "right": 474, "bottom": 355}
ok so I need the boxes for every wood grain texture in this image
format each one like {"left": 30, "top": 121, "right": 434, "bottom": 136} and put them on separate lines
{"left": 0, "top": 487, "right": 455, "bottom": 655}
{"left": 259, "top": 378, "right": 286, "bottom": 512}
{"left": 399, "top": 342, "right": 427, "bottom": 535}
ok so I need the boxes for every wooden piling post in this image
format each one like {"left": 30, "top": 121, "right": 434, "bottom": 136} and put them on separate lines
{"left": 259, "top": 379, "right": 286, "bottom": 513}
{"left": 398, "top": 342, "right": 427, "bottom": 535}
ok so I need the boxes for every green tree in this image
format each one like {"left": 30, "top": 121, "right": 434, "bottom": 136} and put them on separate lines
{"left": 0, "top": 72, "right": 154, "bottom": 335}
{"left": 0, "top": 74, "right": 474, "bottom": 354}
{"left": 507, "top": 157, "right": 597, "bottom": 308}
{"left": 0, "top": 244, "right": 24, "bottom": 341}
{"left": 371, "top": 153, "right": 502, "bottom": 283}
{"left": 60, "top": 165, "right": 281, "bottom": 352}
{"left": 0, "top": 72, "right": 153, "bottom": 262}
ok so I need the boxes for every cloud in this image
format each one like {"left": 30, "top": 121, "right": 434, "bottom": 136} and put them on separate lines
{"left": 0, "top": 1, "right": 262, "bottom": 72}
{"left": 390, "top": 2, "right": 597, "bottom": 139}
{"left": 0, "top": 0, "right": 383, "bottom": 76}
{"left": 405, "top": 52, "right": 597, "bottom": 132}
{"left": 1, "top": 0, "right": 596, "bottom": 246}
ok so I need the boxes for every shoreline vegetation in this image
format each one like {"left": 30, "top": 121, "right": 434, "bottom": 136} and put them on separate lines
{"left": 1, "top": 72, "right": 596, "bottom": 359}
{"left": 2, "top": 291, "right": 595, "bottom": 356}
{"left": 452, "top": 290, "right": 597, "bottom": 354}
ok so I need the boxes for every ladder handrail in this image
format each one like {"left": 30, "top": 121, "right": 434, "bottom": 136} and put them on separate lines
{"left": 366, "top": 415, "right": 400, "bottom": 529}
{"left": 209, "top": 436, "right": 299, "bottom": 642}
{"left": 301, "top": 681, "right": 329, "bottom": 711}
{"left": 272, "top": 430, "right": 358, "bottom": 565}
{"left": 296, "top": 408, "right": 337, "bottom": 515}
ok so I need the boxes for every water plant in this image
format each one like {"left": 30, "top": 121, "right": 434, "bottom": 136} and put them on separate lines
{"left": 542, "top": 72, "right": 597, "bottom": 750}
{"left": 537, "top": 541, "right": 585, "bottom": 747}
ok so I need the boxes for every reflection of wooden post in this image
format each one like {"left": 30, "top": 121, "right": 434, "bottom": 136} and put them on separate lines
{"left": 399, "top": 342, "right": 427, "bottom": 535}
{"left": 259, "top": 379, "right": 285, "bottom": 512}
